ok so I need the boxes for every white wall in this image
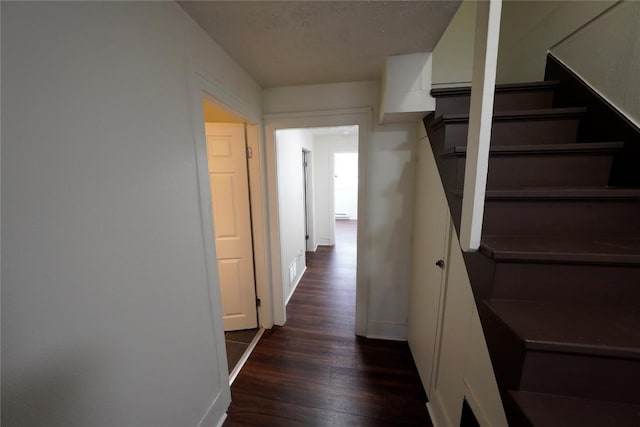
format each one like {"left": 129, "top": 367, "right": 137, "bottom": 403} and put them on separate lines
{"left": 432, "top": 0, "right": 477, "bottom": 86}
{"left": 497, "top": 1, "right": 615, "bottom": 83}
{"left": 264, "top": 81, "right": 417, "bottom": 340}
{"left": 430, "top": 1, "right": 618, "bottom": 87}
{"left": 275, "top": 129, "right": 314, "bottom": 302}
{"left": 312, "top": 134, "right": 359, "bottom": 245}
{"left": 1, "top": 2, "right": 262, "bottom": 426}
{"left": 551, "top": 1, "right": 640, "bottom": 126}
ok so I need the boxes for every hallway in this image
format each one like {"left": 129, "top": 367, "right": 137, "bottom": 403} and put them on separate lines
{"left": 224, "top": 220, "right": 431, "bottom": 426}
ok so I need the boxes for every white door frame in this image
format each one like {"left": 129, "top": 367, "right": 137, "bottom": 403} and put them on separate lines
{"left": 302, "top": 149, "right": 315, "bottom": 252}
{"left": 187, "top": 67, "right": 273, "bottom": 338}
{"left": 264, "top": 108, "right": 372, "bottom": 336}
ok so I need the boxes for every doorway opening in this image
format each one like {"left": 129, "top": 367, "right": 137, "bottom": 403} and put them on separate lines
{"left": 265, "top": 110, "right": 370, "bottom": 334}
{"left": 333, "top": 151, "right": 358, "bottom": 258}
{"left": 273, "top": 124, "right": 360, "bottom": 317}
{"left": 201, "top": 97, "right": 264, "bottom": 381}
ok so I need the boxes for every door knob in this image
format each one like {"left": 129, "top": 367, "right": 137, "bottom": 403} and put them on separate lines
{"left": 435, "top": 259, "right": 445, "bottom": 268}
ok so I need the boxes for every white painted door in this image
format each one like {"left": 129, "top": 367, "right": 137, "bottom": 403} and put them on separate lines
{"left": 205, "top": 123, "right": 257, "bottom": 331}
{"left": 407, "top": 138, "right": 451, "bottom": 397}
{"left": 333, "top": 152, "right": 358, "bottom": 220}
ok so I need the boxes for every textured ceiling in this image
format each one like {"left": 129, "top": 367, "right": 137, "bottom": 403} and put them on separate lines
{"left": 179, "top": 1, "right": 461, "bottom": 88}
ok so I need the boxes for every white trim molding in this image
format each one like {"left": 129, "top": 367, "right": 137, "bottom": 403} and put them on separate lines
{"left": 264, "top": 108, "right": 372, "bottom": 336}
{"left": 366, "top": 321, "right": 407, "bottom": 341}
{"left": 460, "top": 0, "right": 502, "bottom": 252}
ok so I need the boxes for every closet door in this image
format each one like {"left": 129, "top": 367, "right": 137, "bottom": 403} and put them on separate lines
{"left": 407, "top": 135, "right": 451, "bottom": 397}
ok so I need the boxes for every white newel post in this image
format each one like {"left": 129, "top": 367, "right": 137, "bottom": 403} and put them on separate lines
{"left": 460, "top": 0, "right": 502, "bottom": 252}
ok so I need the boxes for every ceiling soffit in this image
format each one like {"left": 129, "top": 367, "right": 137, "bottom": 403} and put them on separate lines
{"left": 179, "top": 1, "right": 461, "bottom": 88}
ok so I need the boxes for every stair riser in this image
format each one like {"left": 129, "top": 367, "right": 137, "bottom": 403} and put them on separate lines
{"left": 520, "top": 351, "right": 640, "bottom": 404}
{"left": 492, "top": 262, "right": 640, "bottom": 305}
{"left": 446, "top": 152, "right": 615, "bottom": 190}
{"left": 435, "top": 90, "right": 555, "bottom": 116}
{"left": 480, "top": 199, "right": 640, "bottom": 236}
{"left": 442, "top": 118, "right": 580, "bottom": 148}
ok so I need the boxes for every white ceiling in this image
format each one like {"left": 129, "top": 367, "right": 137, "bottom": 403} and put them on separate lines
{"left": 179, "top": 1, "right": 461, "bottom": 88}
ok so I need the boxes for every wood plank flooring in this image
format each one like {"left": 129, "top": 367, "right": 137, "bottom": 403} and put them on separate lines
{"left": 224, "top": 220, "right": 431, "bottom": 426}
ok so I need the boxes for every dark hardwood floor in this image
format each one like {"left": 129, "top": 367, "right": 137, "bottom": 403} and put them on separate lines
{"left": 224, "top": 220, "right": 432, "bottom": 426}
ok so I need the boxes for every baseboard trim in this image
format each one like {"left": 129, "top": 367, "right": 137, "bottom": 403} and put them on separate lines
{"left": 464, "top": 381, "right": 493, "bottom": 427}
{"left": 427, "top": 391, "right": 454, "bottom": 427}
{"left": 285, "top": 266, "right": 307, "bottom": 305}
{"left": 214, "top": 413, "right": 227, "bottom": 427}
{"left": 197, "top": 390, "right": 230, "bottom": 427}
{"left": 229, "top": 328, "right": 265, "bottom": 385}
{"left": 432, "top": 81, "right": 472, "bottom": 90}
{"left": 366, "top": 321, "right": 407, "bottom": 341}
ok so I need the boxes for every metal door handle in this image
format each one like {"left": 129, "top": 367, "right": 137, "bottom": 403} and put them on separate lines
{"left": 435, "top": 259, "right": 445, "bottom": 268}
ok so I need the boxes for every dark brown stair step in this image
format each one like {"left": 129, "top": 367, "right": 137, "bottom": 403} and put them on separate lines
{"left": 486, "top": 300, "right": 640, "bottom": 403}
{"left": 481, "top": 187, "right": 640, "bottom": 199}
{"left": 428, "top": 107, "right": 586, "bottom": 148}
{"left": 510, "top": 391, "right": 640, "bottom": 427}
{"left": 480, "top": 236, "right": 640, "bottom": 265}
{"left": 441, "top": 141, "right": 624, "bottom": 157}
{"left": 453, "top": 187, "right": 640, "bottom": 236}
{"left": 431, "top": 80, "right": 559, "bottom": 116}
{"left": 492, "top": 261, "right": 640, "bottom": 306}
{"left": 485, "top": 300, "right": 640, "bottom": 359}
{"left": 441, "top": 142, "right": 622, "bottom": 190}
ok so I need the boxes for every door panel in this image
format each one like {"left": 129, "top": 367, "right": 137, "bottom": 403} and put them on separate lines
{"left": 407, "top": 137, "right": 451, "bottom": 397}
{"left": 205, "top": 123, "right": 258, "bottom": 331}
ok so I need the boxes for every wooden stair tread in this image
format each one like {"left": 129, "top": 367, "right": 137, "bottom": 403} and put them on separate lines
{"left": 431, "top": 80, "right": 560, "bottom": 97}
{"left": 510, "top": 391, "right": 640, "bottom": 427}
{"left": 425, "top": 74, "right": 640, "bottom": 424}
{"left": 429, "top": 107, "right": 586, "bottom": 129}
{"left": 440, "top": 141, "right": 624, "bottom": 158}
{"left": 452, "top": 187, "right": 640, "bottom": 200}
{"left": 480, "top": 236, "right": 640, "bottom": 264}
{"left": 486, "top": 300, "right": 640, "bottom": 359}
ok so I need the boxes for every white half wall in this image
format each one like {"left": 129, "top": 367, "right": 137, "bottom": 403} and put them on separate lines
{"left": 432, "top": 0, "right": 477, "bottom": 87}
{"left": 551, "top": 1, "right": 640, "bottom": 127}
{"left": 264, "top": 81, "right": 417, "bottom": 340}
{"left": 497, "top": 0, "right": 615, "bottom": 83}
{"left": 312, "top": 134, "right": 358, "bottom": 245}
{"left": 1, "top": 2, "right": 262, "bottom": 426}
{"left": 431, "top": 1, "right": 619, "bottom": 88}
{"left": 275, "top": 129, "right": 314, "bottom": 302}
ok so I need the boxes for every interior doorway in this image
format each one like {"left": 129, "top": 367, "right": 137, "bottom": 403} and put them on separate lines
{"left": 273, "top": 124, "right": 360, "bottom": 322}
{"left": 203, "top": 122, "right": 257, "bottom": 331}
{"left": 201, "top": 97, "right": 264, "bottom": 380}
{"left": 334, "top": 152, "right": 358, "bottom": 221}
{"left": 265, "top": 110, "right": 370, "bottom": 334}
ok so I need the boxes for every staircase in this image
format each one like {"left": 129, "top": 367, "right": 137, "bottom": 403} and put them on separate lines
{"left": 423, "top": 56, "right": 640, "bottom": 426}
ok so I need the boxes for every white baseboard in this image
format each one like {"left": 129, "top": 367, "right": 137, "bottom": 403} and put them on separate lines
{"left": 427, "top": 391, "right": 453, "bottom": 427}
{"left": 427, "top": 402, "right": 443, "bottom": 427}
{"left": 214, "top": 413, "right": 227, "bottom": 427}
{"left": 197, "top": 390, "right": 230, "bottom": 427}
{"left": 317, "top": 238, "right": 334, "bottom": 246}
{"left": 432, "top": 81, "right": 472, "bottom": 89}
{"left": 366, "top": 320, "right": 407, "bottom": 341}
{"left": 285, "top": 266, "right": 307, "bottom": 305}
